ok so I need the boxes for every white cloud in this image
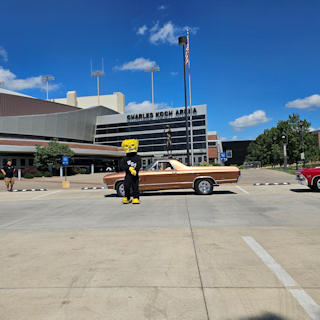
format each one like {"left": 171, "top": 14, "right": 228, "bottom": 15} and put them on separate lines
{"left": 309, "top": 127, "right": 320, "bottom": 132}
{"left": 0, "top": 66, "right": 59, "bottom": 91}
{"left": 137, "top": 25, "right": 147, "bottom": 35}
{"left": 149, "top": 21, "right": 199, "bottom": 45}
{"left": 157, "top": 5, "right": 167, "bottom": 10}
{"left": 229, "top": 110, "right": 271, "bottom": 131}
{"left": 220, "top": 137, "right": 227, "bottom": 141}
{"left": 170, "top": 71, "right": 178, "bottom": 76}
{"left": 285, "top": 94, "right": 320, "bottom": 109}
{"left": 114, "top": 57, "right": 158, "bottom": 71}
{"left": 126, "top": 100, "right": 169, "bottom": 113}
{"left": 232, "top": 136, "right": 238, "bottom": 141}
{"left": 0, "top": 47, "right": 8, "bottom": 62}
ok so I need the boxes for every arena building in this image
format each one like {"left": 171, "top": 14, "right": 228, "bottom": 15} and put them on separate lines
{"left": 0, "top": 89, "right": 209, "bottom": 170}
{"left": 95, "top": 105, "right": 208, "bottom": 167}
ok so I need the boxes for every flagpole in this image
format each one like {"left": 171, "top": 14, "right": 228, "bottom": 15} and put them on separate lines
{"left": 187, "top": 29, "right": 194, "bottom": 166}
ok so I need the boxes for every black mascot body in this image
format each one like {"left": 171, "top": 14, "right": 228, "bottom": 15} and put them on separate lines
{"left": 120, "top": 139, "right": 141, "bottom": 204}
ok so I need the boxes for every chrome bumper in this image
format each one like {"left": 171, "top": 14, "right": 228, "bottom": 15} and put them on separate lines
{"left": 296, "top": 174, "right": 307, "bottom": 185}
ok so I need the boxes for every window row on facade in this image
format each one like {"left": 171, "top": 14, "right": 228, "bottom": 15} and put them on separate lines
{"left": 96, "top": 115, "right": 206, "bottom": 129}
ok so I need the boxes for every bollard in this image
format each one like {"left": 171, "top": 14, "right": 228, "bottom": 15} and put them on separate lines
{"left": 91, "top": 164, "right": 94, "bottom": 174}
{"left": 18, "top": 168, "right": 22, "bottom": 181}
{"left": 60, "top": 166, "right": 63, "bottom": 178}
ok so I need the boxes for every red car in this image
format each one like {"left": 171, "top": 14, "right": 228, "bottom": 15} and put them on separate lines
{"left": 296, "top": 167, "right": 320, "bottom": 191}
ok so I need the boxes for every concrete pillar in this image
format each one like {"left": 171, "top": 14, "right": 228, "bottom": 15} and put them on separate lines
{"left": 60, "top": 166, "right": 63, "bottom": 177}
{"left": 18, "top": 169, "right": 22, "bottom": 181}
{"left": 91, "top": 164, "right": 94, "bottom": 174}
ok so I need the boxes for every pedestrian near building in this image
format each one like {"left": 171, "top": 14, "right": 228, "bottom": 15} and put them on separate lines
{"left": 1, "top": 160, "right": 16, "bottom": 192}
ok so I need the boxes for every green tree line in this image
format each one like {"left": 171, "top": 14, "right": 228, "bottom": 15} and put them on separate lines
{"left": 246, "top": 114, "right": 320, "bottom": 167}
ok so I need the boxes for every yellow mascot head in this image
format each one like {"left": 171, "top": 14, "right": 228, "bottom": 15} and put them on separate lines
{"left": 121, "top": 139, "right": 139, "bottom": 153}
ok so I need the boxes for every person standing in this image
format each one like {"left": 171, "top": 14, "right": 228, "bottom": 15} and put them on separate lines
{"left": 1, "top": 160, "right": 16, "bottom": 192}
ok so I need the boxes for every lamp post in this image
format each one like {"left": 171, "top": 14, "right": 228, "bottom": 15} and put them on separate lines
{"left": 41, "top": 75, "right": 55, "bottom": 100}
{"left": 298, "top": 120, "right": 306, "bottom": 168}
{"left": 178, "top": 35, "right": 190, "bottom": 166}
{"left": 272, "top": 136, "right": 277, "bottom": 167}
{"left": 282, "top": 131, "right": 288, "bottom": 170}
{"left": 145, "top": 66, "right": 160, "bottom": 114}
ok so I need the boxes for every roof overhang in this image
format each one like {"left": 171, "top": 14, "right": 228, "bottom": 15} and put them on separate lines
{"left": 0, "top": 139, "right": 124, "bottom": 157}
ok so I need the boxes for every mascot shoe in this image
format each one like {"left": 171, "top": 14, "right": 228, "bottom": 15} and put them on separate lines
{"left": 122, "top": 197, "right": 130, "bottom": 204}
{"left": 132, "top": 198, "right": 140, "bottom": 204}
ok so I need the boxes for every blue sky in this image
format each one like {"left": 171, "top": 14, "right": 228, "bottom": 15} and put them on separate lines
{"left": 1, "top": 0, "right": 320, "bottom": 140}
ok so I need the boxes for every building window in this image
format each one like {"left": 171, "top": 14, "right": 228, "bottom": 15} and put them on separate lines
{"left": 226, "top": 150, "right": 233, "bottom": 158}
{"left": 21, "top": 159, "right": 26, "bottom": 167}
{"left": 198, "top": 156, "right": 202, "bottom": 163}
{"left": 208, "top": 141, "right": 216, "bottom": 146}
{"left": 28, "top": 159, "right": 34, "bottom": 166}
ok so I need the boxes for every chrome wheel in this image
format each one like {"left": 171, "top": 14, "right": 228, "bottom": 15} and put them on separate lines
{"left": 116, "top": 182, "right": 125, "bottom": 197}
{"left": 195, "top": 179, "right": 213, "bottom": 195}
{"left": 313, "top": 177, "right": 320, "bottom": 192}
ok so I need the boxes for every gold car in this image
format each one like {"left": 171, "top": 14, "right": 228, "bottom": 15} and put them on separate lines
{"left": 104, "top": 159, "right": 240, "bottom": 196}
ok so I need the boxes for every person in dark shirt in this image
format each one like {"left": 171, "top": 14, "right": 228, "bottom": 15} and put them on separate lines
{"left": 120, "top": 139, "right": 141, "bottom": 204}
{"left": 1, "top": 160, "right": 16, "bottom": 192}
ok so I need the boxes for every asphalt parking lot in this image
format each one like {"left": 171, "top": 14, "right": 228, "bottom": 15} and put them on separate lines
{"left": 0, "top": 169, "right": 319, "bottom": 320}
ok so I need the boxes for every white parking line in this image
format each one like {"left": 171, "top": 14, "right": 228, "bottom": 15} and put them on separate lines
{"left": 31, "top": 190, "right": 61, "bottom": 200}
{"left": 236, "top": 186, "right": 249, "bottom": 194}
{"left": 243, "top": 236, "right": 320, "bottom": 320}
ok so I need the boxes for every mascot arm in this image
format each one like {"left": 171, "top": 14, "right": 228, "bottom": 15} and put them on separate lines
{"left": 135, "top": 155, "right": 142, "bottom": 172}
{"left": 129, "top": 167, "right": 137, "bottom": 176}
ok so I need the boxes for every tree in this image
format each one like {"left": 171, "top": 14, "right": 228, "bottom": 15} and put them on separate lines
{"left": 34, "top": 139, "right": 74, "bottom": 171}
{"left": 246, "top": 114, "right": 320, "bottom": 166}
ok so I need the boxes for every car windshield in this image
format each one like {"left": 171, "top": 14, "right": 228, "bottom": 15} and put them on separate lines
{"left": 144, "top": 162, "right": 156, "bottom": 171}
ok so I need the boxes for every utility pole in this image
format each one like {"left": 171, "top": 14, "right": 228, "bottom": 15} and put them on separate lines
{"left": 282, "top": 131, "right": 288, "bottom": 170}
{"left": 299, "top": 121, "right": 306, "bottom": 168}
{"left": 178, "top": 35, "right": 190, "bottom": 166}
{"left": 41, "top": 75, "right": 55, "bottom": 100}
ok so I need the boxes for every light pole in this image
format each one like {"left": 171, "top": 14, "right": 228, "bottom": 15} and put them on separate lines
{"left": 145, "top": 66, "right": 160, "bottom": 114}
{"left": 91, "top": 59, "right": 104, "bottom": 105}
{"left": 178, "top": 35, "right": 190, "bottom": 166}
{"left": 272, "top": 136, "right": 277, "bottom": 167}
{"left": 282, "top": 131, "right": 288, "bottom": 170}
{"left": 298, "top": 120, "right": 306, "bottom": 168}
{"left": 41, "top": 75, "right": 55, "bottom": 100}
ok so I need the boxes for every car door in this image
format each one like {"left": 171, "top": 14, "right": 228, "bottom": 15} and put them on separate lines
{"left": 140, "top": 161, "right": 177, "bottom": 191}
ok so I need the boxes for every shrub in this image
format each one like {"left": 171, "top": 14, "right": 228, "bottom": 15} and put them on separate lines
{"left": 210, "top": 163, "right": 221, "bottom": 166}
{"left": 33, "top": 171, "right": 43, "bottom": 177}
{"left": 43, "top": 171, "right": 53, "bottom": 177}
{"left": 199, "top": 161, "right": 210, "bottom": 166}
{"left": 0, "top": 173, "right": 4, "bottom": 180}
{"left": 73, "top": 167, "right": 81, "bottom": 174}
{"left": 238, "top": 165, "right": 244, "bottom": 169}
{"left": 80, "top": 168, "right": 87, "bottom": 174}
{"left": 23, "top": 173, "right": 34, "bottom": 179}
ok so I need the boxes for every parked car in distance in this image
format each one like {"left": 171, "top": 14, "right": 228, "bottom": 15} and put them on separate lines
{"left": 103, "top": 159, "right": 241, "bottom": 197}
{"left": 296, "top": 167, "right": 320, "bottom": 191}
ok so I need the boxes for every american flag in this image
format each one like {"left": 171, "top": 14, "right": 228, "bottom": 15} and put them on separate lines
{"left": 185, "top": 31, "right": 190, "bottom": 66}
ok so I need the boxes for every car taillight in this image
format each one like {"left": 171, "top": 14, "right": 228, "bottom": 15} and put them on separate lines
{"left": 238, "top": 170, "right": 241, "bottom": 176}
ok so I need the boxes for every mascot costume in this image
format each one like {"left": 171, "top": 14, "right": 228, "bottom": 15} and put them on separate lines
{"left": 120, "top": 139, "right": 141, "bottom": 204}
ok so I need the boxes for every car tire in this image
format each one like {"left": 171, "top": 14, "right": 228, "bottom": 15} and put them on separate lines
{"left": 194, "top": 178, "right": 213, "bottom": 195}
{"left": 116, "top": 181, "right": 125, "bottom": 197}
{"left": 312, "top": 177, "right": 320, "bottom": 192}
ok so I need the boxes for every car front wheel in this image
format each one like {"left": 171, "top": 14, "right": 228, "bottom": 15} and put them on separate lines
{"left": 312, "top": 177, "right": 320, "bottom": 192}
{"left": 194, "top": 179, "right": 213, "bottom": 195}
{"left": 116, "top": 181, "right": 125, "bottom": 197}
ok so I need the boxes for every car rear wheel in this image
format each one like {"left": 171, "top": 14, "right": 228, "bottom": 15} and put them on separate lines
{"left": 194, "top": 179, "right": 213, "bottom": 195}
{"left": 312, "top": 177, "right": 320, "bottom": 192}
{"left": 116, "top": 181, "right": 125, "bottom": 197}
